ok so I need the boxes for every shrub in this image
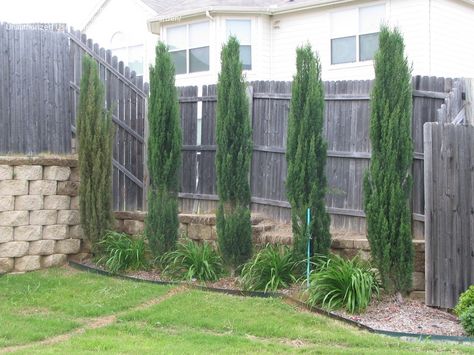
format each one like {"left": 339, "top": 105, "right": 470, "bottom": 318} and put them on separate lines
{"left": 455, "top": 285, "right": 474, "bottom": 316}
{"left": 160, "top": 240, "right": 223, "bottom": 282}
{"left": 240, "top": 244, "right": 300, "bottom": 292}
{"left": 145, "top": 42, "right": 182, "bottom": 256}
{"left": 216, "top": 36, "right": 253, "bottom": 272}
{"left": 363, "top": 26, "right": 413, "bottom": 294}
{"left": 460, "top": 306, "right": 474, "bottom": 336}
{"left": 286, "top": 44, "right": 330, "bottom": 258}
{"left": 98, "top": 231, "right": 148, "bottom": 273}
{"left": 77, "top": 55, "right": 113, "bottom": 254}
{"left": 307, "top": 254, "right": 379, "bottom": 314}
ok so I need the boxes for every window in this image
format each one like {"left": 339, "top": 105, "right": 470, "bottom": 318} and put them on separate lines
{"left": 330, "top": 4, "right": 385, "bottom": 65}
{"left": 226, "top": 19, "right": 251, "bottom": 70}
{"left": 167, "top": 21, "right": 210, "bottom": 74}
{"left": 110, "top": 32, "right": 144, "bottom": 76}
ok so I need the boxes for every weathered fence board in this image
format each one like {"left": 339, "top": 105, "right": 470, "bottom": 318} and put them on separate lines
{"left": 424, "top": 123, "right": 474, "bottom": 308}
{"left": 0, "top": 23, "right": 71, "bottom": 154}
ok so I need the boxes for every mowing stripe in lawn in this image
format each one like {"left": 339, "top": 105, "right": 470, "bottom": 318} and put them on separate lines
{"left": 1, "top": 286, "right": 188, "bottom": 354}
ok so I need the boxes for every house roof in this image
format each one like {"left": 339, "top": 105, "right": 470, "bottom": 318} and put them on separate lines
{"left": 144, "top": 0, "right": 474, "bottom": 25}
{"left": 144, "top": 0, "right": 350, "bottom": 23}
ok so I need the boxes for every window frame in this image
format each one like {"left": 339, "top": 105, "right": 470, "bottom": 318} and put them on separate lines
{"left": 166, "top": 20, "right": 210, "bottom": 75}
{"left": 330, "top": 3, "right": 385, "bottom": 66}
{"left": 225, "top": 18, "right": 252, "bottom": 71}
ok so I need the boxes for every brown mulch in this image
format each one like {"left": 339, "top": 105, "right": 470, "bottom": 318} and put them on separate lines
{"left": 78, "top": 259, "right": 465, "bottom": 337}
{"left": 332, "top": 295, "right": 465, "bottom": 337}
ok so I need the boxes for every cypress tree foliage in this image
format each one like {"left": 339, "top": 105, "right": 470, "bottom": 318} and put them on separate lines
{"left": 216, "top": 37, "right": 253, "bottom": 272}
{"left": 145, "top": 42, "right": 182, "bottom": 256}
{"left": 363, "top": 26, "right": 413, "bottom": 294}
{"left": 286, "top": 45, "right": 331, "bottom": 259}
{"left": 77, "top": 55, "right": 113, "bottom": 255}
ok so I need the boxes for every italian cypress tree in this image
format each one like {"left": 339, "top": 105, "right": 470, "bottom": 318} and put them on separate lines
{"left": 77, "top": 55, "right": 113, "bottom": 255}
{"left": 363, "top": 26, "right": 413, "bottom": 294}
{"left": 286, "top": 44, "right": 331, "bottom": 259}
{"left": 216, "top": 37, "right": 253, "bottom": 272}
{"left": 145, "top": 42, "right": 182, "bottom": 256}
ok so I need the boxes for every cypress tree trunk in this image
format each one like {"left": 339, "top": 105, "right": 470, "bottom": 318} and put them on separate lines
{"left": 363, "top": 26, "right": 413, "bottom": 294}
{"left": 216, "top": 37, "right": 253, "bottom": 272}
{"left": 77, "top": 55, "right": 113, "bottom": 255}
{"left": 145, "top": 42, "right": 182, "bottom": 256}
{"left": 286, "top": 45, "right": 331, "bottom": 259}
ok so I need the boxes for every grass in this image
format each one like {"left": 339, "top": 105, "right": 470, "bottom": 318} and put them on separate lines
{"left": 0, "top": 267, "right": 170, "bottom": 347}
{"left": 1, "top": 268, "right": 474, "bottom": 354}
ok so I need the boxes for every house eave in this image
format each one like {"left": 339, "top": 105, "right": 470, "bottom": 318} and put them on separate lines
{"left": 147, "top": 0, "right": 361, "bottom": 30}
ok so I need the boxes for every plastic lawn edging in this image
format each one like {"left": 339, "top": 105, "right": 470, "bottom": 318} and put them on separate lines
{"left": 68, "top": 260, "right": 474, "bottom": 344}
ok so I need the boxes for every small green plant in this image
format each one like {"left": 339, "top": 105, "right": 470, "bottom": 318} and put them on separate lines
{"left": 240, "top": 244, "right": 299, "bottom": 292}
{"left": 455, "top": 285, "right": 474, "bottom": 316}
{"left": 460, "top": 305, "right": 474, "bottom": 336}
{"left": 307, "top": 254, "right": 379, "bottom": 314}
{"left": 160, "top": 240, "right": 223, "bottom": 282}
{"left": 98, "top": 231, "right": 148, "bottom": 273}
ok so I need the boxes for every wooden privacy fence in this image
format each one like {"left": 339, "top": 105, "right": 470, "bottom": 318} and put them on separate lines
{"left": 68, "top": 28, "right": 148, "bottom": 212}
{"left": 0, "top": 23, "right": 148, "bottom": 211}
{"left": 178, "top": 77, "right": 464, "bottom": 237}
{"left": 0, "top": 23, "right": 71, "bottom": 154}
{"left": 424, "top": 123, "right": 474, "bottom": 308}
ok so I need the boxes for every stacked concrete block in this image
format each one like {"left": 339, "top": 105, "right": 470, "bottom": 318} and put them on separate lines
{"left": 0, "top": 157, "right": 84, "bottom": 274}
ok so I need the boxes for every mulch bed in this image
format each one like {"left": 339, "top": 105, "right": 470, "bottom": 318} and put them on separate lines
{"left": 79, "top": 259, "right": 466, "bottom": 338}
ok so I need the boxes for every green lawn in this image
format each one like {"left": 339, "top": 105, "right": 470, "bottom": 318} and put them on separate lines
{"left": 1, "top": 268, "right": 473, "bottom": 354}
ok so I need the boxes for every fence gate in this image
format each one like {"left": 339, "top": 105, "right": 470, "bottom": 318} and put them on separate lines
{"left": 424, "top": 123, "right": 474, "bottom": 308}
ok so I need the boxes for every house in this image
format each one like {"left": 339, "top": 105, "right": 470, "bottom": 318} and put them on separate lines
{"left": 82, "top": 0, "right": 164, "bottom": 82}
{"left": 146, "top": 0, "right": 474, "bottom": 86}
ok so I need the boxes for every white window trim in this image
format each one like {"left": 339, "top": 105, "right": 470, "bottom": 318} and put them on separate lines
{"left": 329, "top": 3, "right": 386, "bottom": 68}
{"left": 165, "top": 20, "right": 210, "bottom": 76}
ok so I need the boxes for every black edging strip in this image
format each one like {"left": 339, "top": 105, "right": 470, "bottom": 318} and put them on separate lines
{"left": 68, "top": 260, "right": 474, "bottom": 344}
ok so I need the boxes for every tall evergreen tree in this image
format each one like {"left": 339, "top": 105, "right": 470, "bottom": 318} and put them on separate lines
{"left": 145, "top": 42, "right": 182, "bottom": 256}
{"left": 216, "top": 37, "right": 253, "bottom": 272}
{"left": 77, "top": 55, "right": 113, "bottom": 255}
{"left": 286, "top": 44, "right": 331, "bottom": 259}
{"left": 363, "top": 26, "right": 413, "bottom": 294}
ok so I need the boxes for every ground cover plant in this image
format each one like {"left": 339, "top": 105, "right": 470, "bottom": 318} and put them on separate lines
{"left": 456, "top": 285, "right": 474, "bottom": 335}
{"left": 240, "top": 244, "right": 300, "bottom": 292}
{"left": 216, "top": 36, "right": 253, "bottom": 273}
{"left": 456, "top": 285, "right": 474, "bottom": 316}
{"left": 363, "top": 25, "right": 414, "bottom": 294}
{"left": 77, "top": 55, "right": 113, "bottom": 254}
{"left": 2, "top": 268, "right": 473, "bottom": 354}
{"left": 146, "top": 42, "right": 182, "bottom": 256}
{"left": 286, "top": 44, "right": 331, "bottom": 258}
{"left": 307, "top": 254, "right": 380, "bottom": 314}
{"left": 97, "top": 231, "right": 148, "bottom": 273}
{"left": 159, "top": 240, "right": 223, "bottom": 281}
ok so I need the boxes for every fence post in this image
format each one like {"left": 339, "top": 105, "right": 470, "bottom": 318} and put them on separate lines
{"left": 423, "top": 122, "right": 433, "bottom": 306}
{"left": 466, "top": 78, "right": 473, "bottom": 125}
{"left": 142, "top": 84, "right": 149, "bottom": 211}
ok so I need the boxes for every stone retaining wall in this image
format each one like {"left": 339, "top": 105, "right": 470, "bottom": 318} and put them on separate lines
{"left": 0, "top": 156, "right": 87, "bottom": 273}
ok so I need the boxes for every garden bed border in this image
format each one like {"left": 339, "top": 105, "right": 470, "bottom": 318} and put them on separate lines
{"left": 68, "top": 260, "right": 474, "bottom": 345}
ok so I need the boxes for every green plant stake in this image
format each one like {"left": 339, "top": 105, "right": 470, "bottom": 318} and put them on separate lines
{"left": 306, "top": 208, "right": 311, "bottom": 288}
